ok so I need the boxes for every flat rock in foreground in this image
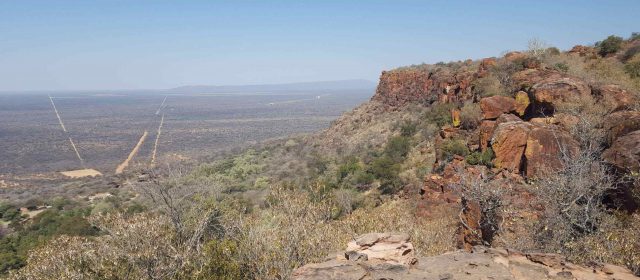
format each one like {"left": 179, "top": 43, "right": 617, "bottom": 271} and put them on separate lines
{"left": 292, "top": 233, "right": 638, "bottom": 280}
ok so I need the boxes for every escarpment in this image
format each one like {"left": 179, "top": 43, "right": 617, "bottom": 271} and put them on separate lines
{"left": 298, "top": 37, "right": 640, "bottom": 278}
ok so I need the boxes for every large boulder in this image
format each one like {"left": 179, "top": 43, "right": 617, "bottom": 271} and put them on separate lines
{"left": 531, "top": 76, "right": 591, "bottom": 111}
{"left": 604, "top": 111, "right": 640, "bottom": 145}
{"left": 603, "top": 130, "right": 640, "bottom": 173}
{"left": 514, "top": 91, "right": 530, "bottom": 116}
{"left": 478, "top": 120, "right": 497, "bottom": 151}
{"left": 491, "top": 121, "right": 532, "bottom": 172}
{"left": 342, "top": 233, "right": 416, "bottom": 265}
{"left": 593, "top": 84, "right": 638, "bottom": 112}
{"left": 480, "top": 96, "right": 516, "bottom": 119}
{"left": 524, "top": 126, "right": 580, "bottom": 177}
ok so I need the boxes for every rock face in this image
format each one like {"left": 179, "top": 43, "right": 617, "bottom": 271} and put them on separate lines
{"left": 531, "top": 76, "right": 591, "bottom": 111}
{"left": 373, "top": 66, "right": 475, "bottom": 108}
{"left": 524, "top": 126, "right": 580, "bottom": 177}
{"left": 292, "top": 237, "right": 639, "bottom": 280}
{"left": 514, "top": 91, "right": 531, "bottom": 116}
{"left": 491, "top": 121, "right": 532, "bottom": 172}
{"left": 604, "top": 111, "right": 640, "bottom": 145}
{"left": 480, "top": 96, "right": 516, "bottom": 119}
{"left": 593, "top": 84, "right": 637, "bottom": 112}
{"left": 603, "top": 130, "right": 640, "bottom": 173}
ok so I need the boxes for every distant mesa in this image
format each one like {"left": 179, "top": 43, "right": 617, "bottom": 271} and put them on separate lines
{"left": 168, "top": 79, "right": 376, "bottom": 94}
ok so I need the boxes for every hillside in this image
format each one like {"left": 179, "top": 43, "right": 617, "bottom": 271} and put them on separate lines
{"left": 3, "top": 34, "right": 640, "bottom": 279}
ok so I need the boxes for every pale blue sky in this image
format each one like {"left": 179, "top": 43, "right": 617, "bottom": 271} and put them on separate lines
{"left": 0, "top": 0, "right": 638, "bottom": 91}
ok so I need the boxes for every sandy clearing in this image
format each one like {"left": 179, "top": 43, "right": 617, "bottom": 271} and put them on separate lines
{"left": 60, "top": 169, "right": 103, "bottom": 178}
{"left": 115, "top": 131, "right": 148, "bottom": 174}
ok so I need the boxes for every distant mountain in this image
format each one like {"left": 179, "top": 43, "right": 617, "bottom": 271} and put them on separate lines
{"left": 168, "top": 79, "right": 376, "bottom": 93}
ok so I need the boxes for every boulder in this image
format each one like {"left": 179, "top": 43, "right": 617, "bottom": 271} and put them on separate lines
{"left": 479, "top": 57, "right": 497, "bottom": 73}
{"left": 496, "top": 113, "right": 522, "bottom": 125}
{"left": 491, "top": 121, "right": 532, "bottom": 172}
{"left": 531, "top": 76, "right": 591, "bottom": 111}
{"left": 451, "top": 108, "right": 461, "bottom": 127}
{"left": 603, "top": 130, "right": 640, "bottom": 173}
{"left": 514, "top": 91, "right": 530, "bottom": 116}
{"left": 593, "top": 84, "right": 638, "bottom": 112}
{"left": 478, "top": 120, "right": 497, "bottom": 151}
{"left": 529, "top": 117, "right": 559, "bottom": 125}
{"left": 604, "top": 111, "right": 640, "bottom": 145}
{"left": 524, "top": 126, "right": 580, "bottom": 177}
{"left": 568, "top": 45, "right": 597, "bottom": 57}
{"left": 504, "top": 51, "right": 527, "bottom": 62}
{"left": 341, "top": 233, "right": 416, "bottom": 265}
{"left": 480, "top": 96, "right": 516, "bottom": 119}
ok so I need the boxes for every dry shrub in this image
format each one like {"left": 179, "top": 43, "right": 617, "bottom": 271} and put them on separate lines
{"left": 543, "top": 53, "right": 640, "bottom": 92}
{"left": 460, "top": 102, "right": 482, "bottom": 130}
{"left": 9, "top": 213, "right": 193, "bottom": 280}
{"left": 222, "top": 184, "right": 457, "bottom": 279}
{"left": 472, "top": 74, "right": 507, "bottom": 97}
{"left": 566, "top": 213, "right": 640, "bottom": 275}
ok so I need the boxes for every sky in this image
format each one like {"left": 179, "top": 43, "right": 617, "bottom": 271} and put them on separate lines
{"left": 0, "top": 0, "right": 639, "bottom": 91}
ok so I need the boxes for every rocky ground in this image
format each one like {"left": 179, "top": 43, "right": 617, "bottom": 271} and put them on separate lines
{"left": 292, "top": 233, "right": 638, "bottom": 280}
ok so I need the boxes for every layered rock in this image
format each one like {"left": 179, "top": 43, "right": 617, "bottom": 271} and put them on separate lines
{"left": 373, "top": 65, "right": 476, "bottom": 108}
{"left": 292, "top": 238, "right": 639, "bottom": 280}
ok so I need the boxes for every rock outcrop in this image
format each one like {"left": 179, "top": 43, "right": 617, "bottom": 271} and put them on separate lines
{"left": 524, "top": 126, "right": 580, "bottom": 177}
{"left": 292, "top": 235, "right": 639, "bottom": 280}
{"left": 491, "top": 120, "right": 532, "bottom": 172}
{"left": 603, "top": 130, "right": 640, "bottom": 173}
{"left": 480, "top": 96, "right": 517, "bottom": 119}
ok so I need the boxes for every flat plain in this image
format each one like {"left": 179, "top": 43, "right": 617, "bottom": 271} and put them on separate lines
{"left": 0, "top": 89, "right": 372, "bottom": 177}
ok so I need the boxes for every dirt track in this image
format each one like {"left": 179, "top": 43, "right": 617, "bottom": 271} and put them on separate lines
{"left": 151, "top": 113, "right": 165, "bottom": 166}
{"left": 115, "top": 131, "right": 148, "bottom": 174}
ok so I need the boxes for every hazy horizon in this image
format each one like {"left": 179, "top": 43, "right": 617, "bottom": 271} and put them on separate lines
{"left": 1, "top": 0, "right": 639, "bottom": 91}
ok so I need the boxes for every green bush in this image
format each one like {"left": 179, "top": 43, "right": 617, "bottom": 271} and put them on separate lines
{"left": 384, "top": 136, "right": 410, "bottom": 162}
{"left": 546, "top": 47, "right": 561, "bottom": 56}
{"left": 598, "top": 35, "right": 624, "bottom": 56}
{"left": 621, "top": 45, "right": 640, "bottom": 62}
{"left": 196, "top": 239, "right": 242, "bottom": 280}
{"left": 337, "top": 157, "right": 361, "bottom": 182}
{"left": 465, "top": 148, "right": 495, "bottom": 167}
{"left": 625, "top": 60, "right": 640, "bottom": 78}
{"left": 441, "top": 139, "right": 469, "bottom": 161}
{"left": 424, "top": 103, "right": 455, "bottom": 128}
{"left": 554, "top": 62, "right": 569, "bottom": 73}
{"left": 400, "top": 121, "right": 417, "bottom": 137}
